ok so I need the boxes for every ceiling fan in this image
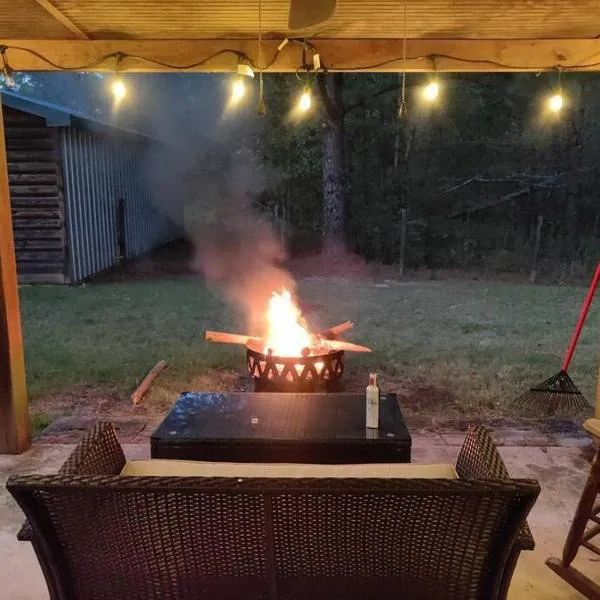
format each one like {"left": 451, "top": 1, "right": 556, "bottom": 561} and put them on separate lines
{"left": 288, "top": 0, "right": 337, "bottom": 29}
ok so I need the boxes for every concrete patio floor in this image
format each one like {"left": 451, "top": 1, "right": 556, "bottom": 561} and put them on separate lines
{"left": 1, "top": 424, "right": 599, "bottom": 599}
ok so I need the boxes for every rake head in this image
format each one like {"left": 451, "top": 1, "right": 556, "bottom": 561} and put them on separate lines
{"left": 510, "top": 369, "right": 591, "bottom": 414}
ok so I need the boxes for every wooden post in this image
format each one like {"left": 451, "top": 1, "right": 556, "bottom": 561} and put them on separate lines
{"left": 0, "top": 104, "right": 30, "bottom": 454}
{"left": 399, "top": 208, "right": 407, "bottom": 277}
{"left": 529, "top": 215, "right": 544, "bottom": 283}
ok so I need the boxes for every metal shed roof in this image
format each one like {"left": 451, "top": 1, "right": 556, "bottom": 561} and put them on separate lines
{"left": 1, "top": 90, "right": 164, "bottom": 142}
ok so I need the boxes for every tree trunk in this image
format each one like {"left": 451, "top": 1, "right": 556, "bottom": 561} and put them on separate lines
{"left": 319, "top": 73, "right": 345, "bottom": 248}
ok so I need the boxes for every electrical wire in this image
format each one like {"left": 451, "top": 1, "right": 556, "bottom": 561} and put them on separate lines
{"left": 398, "top": 0, "right": 407, "bottom": 117}
{"left": 2, "top": 43, "right": 600, "bottom": 74}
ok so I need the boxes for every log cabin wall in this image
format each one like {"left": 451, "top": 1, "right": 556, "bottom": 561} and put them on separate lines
{"left": 4, "top": 105, "right": 67, "bottom": 284}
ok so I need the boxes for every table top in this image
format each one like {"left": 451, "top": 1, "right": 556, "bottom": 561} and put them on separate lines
{"left": 151, "top": 392, "right": 411, "bottom": 446}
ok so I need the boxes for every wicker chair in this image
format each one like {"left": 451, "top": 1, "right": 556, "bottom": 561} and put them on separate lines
{"left": 7, "top": 423, "right": 539, "bottom": 600}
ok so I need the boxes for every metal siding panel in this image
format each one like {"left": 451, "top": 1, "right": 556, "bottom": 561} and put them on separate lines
{"left": 60, "top": 130, "right": 77, "bottom": 282}
{"left": 127, "top": 146, "right": 137, "bottom": 255}
{"left": 132, "top": 147, "right": 141, "bottom": 255}
{"left": 92, "top": 136, "right": 104, "bottom": 271}
{"left": 74, "top": 130, "right": 87, "bottom": 279}
{"left": 120, "top": 146, "right": 131, "bottom": 258}
{"left": 81, "top": 130, "right": 95, "bottom": 279}
{"left": 120, "top": 146, "right": 130, "bottom": 257}
{"left": 137, "top": 150, "right": 145, "bottom": 254}
{"left": 107, "top": 141, "right": 117, "bottom": 262}
{"left": 73, "top": 130, "right": 88, "bottom": 282}
{"left": 61, "top": 128, "right": 177, "bottom": 278}
{"left": 99, "top": 139, "right": 111, "bottom": 270}
{"left": 138, "top": 149, "right": 149, "bottom": 253}
{"left": 96, "top": 136, "right": 110, "bottom": 272}
{"left": 90, "top": 133, "right": 100, "bottom": 274}
{"left": 83, "top": 132, "right": 97, "bottom": 276}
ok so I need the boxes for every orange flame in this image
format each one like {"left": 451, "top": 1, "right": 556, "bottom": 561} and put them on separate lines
{"left": 264, "top": 289, "right": 312, "bottom": 357}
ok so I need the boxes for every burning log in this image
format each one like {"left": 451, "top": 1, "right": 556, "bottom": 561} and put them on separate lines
{"left": 204, "top": 331, "right": 261, "bottom": 346}
{"left": 320, "top": 321, "right": 353, "bottom": 340}
{"left": 322, "top": 339, "right": 371, "bottom": 353}
{"left": 205, "top": 330, "right": 371, "bottom": 354}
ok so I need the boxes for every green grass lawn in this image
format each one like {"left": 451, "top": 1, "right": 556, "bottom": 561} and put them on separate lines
{"left": 20, "top": 277, "right": 599, "bottom": 417}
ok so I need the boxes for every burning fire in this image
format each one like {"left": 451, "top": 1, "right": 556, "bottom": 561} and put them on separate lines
{"left": 264, "top": 289, "right": 316, "bottom": 357}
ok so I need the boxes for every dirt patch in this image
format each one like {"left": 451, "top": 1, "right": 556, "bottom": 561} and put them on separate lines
{"left": 88, "top": 239, "right": 197, "bottom": 283}
{"left": 401, "top": 384, "right": 456, "bottom": 411}
{"left": 31, "top": 385, "right": 164, "bottom": 424}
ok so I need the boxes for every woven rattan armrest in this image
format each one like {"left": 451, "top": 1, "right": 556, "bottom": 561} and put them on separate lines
{"left": 17, "top": 422, "right": 125, "bottom": 542}
{"left": 455, "top": 425, "right": 535, "bottom": 551}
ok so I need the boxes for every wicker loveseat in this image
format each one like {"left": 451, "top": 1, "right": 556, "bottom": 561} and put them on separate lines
{"left": 7, "top": 423, "right": 539, "bottom": 600}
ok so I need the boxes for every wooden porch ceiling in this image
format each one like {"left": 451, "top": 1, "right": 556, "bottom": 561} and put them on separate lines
{"left": 3, "top": 0, "right": 600, "bottom": 40}
{"left": 1, "top": 1, "right": 600, "bottom": 72}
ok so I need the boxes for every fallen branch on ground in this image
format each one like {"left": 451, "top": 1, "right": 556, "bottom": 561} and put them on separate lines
{"left": 131, "top": 360, "right": 168, "bottom": 406}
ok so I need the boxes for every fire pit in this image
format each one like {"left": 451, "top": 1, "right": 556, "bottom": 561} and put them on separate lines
{"left": 246, "top": 340, "right": 344, "bottom": 392}
{"left": 205, "top": 289, "right": 370, "bottom": 392}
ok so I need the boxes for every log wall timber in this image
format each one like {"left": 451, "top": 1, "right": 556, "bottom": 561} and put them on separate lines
{"left": 3, "top": 106, "right": 66, "bottom": 284}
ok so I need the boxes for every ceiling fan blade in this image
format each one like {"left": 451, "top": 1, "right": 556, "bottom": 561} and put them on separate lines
{"left": 288, "top": 0, "right": 337, "bottom": 29}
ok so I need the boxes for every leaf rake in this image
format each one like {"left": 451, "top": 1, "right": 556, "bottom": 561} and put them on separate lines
{"left": 510, "top": 263, "right": 600, "bottom": 413}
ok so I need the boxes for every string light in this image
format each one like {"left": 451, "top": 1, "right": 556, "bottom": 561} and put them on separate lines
{"left": 0, "top": 44, "right": 591, "bottom": 120}
{"left": 111, "top": 78, "right": 126, "bottom": 102}
{"left": 297, "top": 86, "right": 312, "bottom": 112}
{"left": 256, "top": 0, "right": 266, "bottom": 115}
{"left": 423, "top": 80, "right": 440, "bottom": 101}
{"left": 547, "top": 68, "right": 564, "bottom": 114}
{"left": 397, "top": 0, "right": 408, "bottom": 119}
{"left": 548, "top": 93, "right": 563, "bottom": 113}
{"left": 110, "top": 53, "right": 127, "bottom": 105}
{"left": 230, "top": 77, "right": 246, "bottom": 104}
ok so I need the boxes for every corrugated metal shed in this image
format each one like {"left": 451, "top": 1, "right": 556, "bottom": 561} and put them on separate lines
{"left": 60, "top": 128, "right": 179, "bottom": 282}
{"left": 3, "top": 92, "right": 182, "bottom": 283}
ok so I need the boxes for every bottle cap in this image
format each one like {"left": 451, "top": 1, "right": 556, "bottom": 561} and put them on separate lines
{"left": 369, "top": 373, "right": 377, "bottom": 386}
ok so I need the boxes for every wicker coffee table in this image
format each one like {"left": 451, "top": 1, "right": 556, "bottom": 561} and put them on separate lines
{"left": 151, "top": 392, "right": 411, "bottom": 464}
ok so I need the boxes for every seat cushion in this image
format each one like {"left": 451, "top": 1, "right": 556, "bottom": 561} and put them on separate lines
{"left": 121, "top": 459, "right": 457, "bottom": 479}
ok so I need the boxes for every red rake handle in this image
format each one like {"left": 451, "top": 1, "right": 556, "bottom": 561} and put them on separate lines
{"left": 563, "top": 262, "right": 600, "bottom": 371}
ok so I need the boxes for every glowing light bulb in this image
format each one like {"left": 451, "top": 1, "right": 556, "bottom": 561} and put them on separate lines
{"left": 111, "top": 78, "right": 126, "bottom": 102}
{"left": 298, "top": 89, "right": 312, "bottom": 112}
{"left": 548, "top": 93, "right": 564, "bottom": 113}
{"left": 423, "top": 80, "right": 440, "bottom": 102}
{"left": 231, "top": 78, "right": 246, "bottom": 103}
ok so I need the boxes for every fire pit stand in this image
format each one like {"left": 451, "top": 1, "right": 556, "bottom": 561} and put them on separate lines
{"left": 246, "top": 344, "right": 344, "bottom": 393}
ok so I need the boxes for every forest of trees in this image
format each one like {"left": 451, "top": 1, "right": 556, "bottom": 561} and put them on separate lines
{"left": 259, "top": 72, "right": 600, "bottom": 278}
{"left": 5, "top": 71, "right": 599, "bottom": 278}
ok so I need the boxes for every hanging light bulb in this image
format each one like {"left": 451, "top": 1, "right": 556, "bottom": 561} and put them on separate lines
{"left": 298, "top": 87, "right": 312, "bottom": 112}
{"left": 548, "top": 92, "right": 564, "bottom": 113}
{"left": 111, "top": 78, "right": 127, "bottom": 102}
{"left": 230, "top": 78, "right": 246, "bottom": 104}
{"left": 423, "top": 80, "right": 440, "bottom": 102}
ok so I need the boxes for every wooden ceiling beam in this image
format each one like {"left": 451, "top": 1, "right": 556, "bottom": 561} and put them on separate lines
{"left": 31, "top": 0, "right": 89, "bottom": 40}
{"left": 2, "top": 38, "right": 600, "bottom": 72}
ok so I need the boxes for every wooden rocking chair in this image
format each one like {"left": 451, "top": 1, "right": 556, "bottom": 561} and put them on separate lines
{"left": 547, "top": 416, "right": 600, "bottom": 599}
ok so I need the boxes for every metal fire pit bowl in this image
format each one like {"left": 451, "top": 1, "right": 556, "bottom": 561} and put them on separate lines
{"left": 246, "top": 340, "right": 344, "bottom": 393}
